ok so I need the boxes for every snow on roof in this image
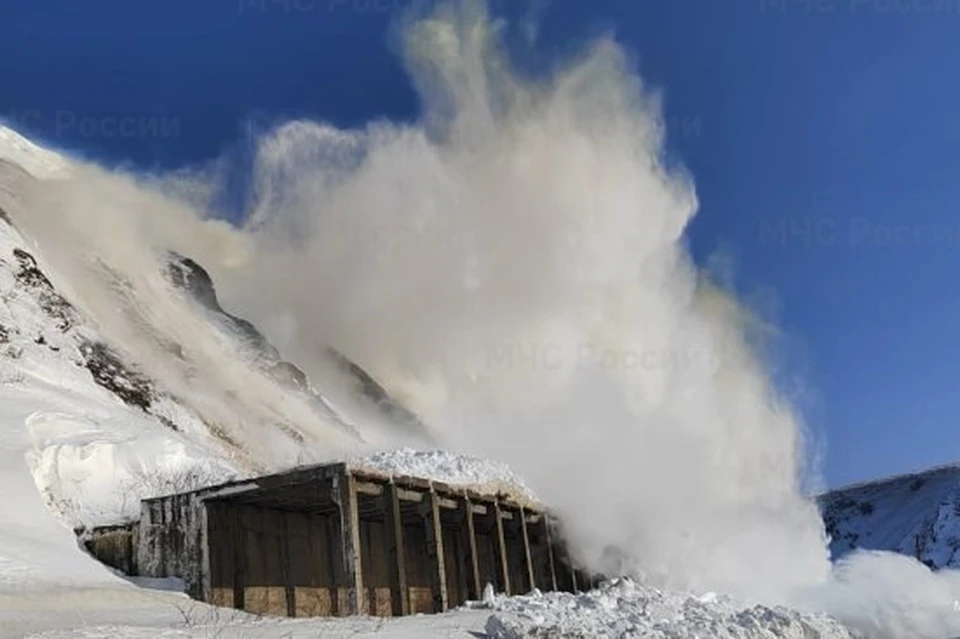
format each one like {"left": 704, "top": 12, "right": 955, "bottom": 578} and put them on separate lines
{"left": 350, "top": 448, "right": 537, "bottom": 502}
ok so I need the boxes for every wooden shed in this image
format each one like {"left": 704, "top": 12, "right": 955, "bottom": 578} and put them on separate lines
{"left": 122, "top": 461, "right": 594, "bottom": 618}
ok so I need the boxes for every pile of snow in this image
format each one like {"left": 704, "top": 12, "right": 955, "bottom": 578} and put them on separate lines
{"left": 352, "top": 447, "right": 537, "bottom": 500}
{"left": 478, "top": 579, "right": 856, "bottom": 639}
{"left": 819, "top": 464, "right": 960, "bottom": 569}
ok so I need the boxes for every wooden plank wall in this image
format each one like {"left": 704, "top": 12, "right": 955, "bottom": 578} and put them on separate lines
{"left": 359, "top": 518, "right": 392, "bottom": 616}
{"left": 402, "top": 523, "right": 435, "bottom": 614}
{"left": 476, "top": 522, "right": 509, "bottom": 595}
{"left": 85, "top": 525, "right": 138, "bottom": 576}
{"left": 442, "top": 524, "right": 467, "bottom": 608}
{"left": 201, "top": 477, "right": 579, "bottom": 619}
{"left": 207, "top": 502, "right": 342, "bottom": 617}
{"left": 504, "top": 516, "right": 530, "bottom": 595}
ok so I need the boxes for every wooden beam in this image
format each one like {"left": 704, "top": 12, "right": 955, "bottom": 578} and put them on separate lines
{"left": 355, "top": 481, "right": 383, "bottom": 496}
{"left": 425, "top": 488, "right": 449, "bottom": 612}
{"left": 280, "top": 511, "right": 295, "bottom": 617}
{"left": 199, "top": 501, "right": 212, "bottom": 605}
{"left": 461, "top": 493, "right": 482, "bottom": 600}
{"left": 437, "top": 496, "right": 459, "bottom": 510}
{"left": 335, "top": 472, "right": 364, "bottom": 615}
{"left": 543, "top": 518, "right": 558, "bottom": 592}
{"left": 493, "top": 500, "right": 511, "bottom": 595}
{"left": 324, "top": 513, "right": 341, "bottom": 616}
{"left": 519, "top": 506, "right": 535, "bottom": 593}
{"left": 397, "top": 488, "right": 424, "bottom": 503}
{"left": 232, "top": 504, "right": 245, "bottom": 611}
{"left": 384, "top": 481, "right": 409, "bottom": 616}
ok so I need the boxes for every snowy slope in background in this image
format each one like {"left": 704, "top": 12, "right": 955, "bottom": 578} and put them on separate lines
{"left": 819, "top": 464, "right": 960, "bottom": 569}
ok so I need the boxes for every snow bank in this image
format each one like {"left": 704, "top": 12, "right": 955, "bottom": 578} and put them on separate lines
{"left": 478, "top": 579, "right": 856, "bottom": 639}
{"left": 28, "top": 410, "right": 237, "bottom": 528}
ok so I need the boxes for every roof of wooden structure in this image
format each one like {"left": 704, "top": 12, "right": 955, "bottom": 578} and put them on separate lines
{"left": 141, "top": 460, "right": 548, "bottom": 519}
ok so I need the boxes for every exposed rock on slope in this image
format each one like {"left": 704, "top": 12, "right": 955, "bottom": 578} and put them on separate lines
{"left": 5, "top": 242, "right": 169, "bottom": 420}
{"left": 12, "top": 246, "right": 77, "bottom": 331}
{"left": 166, "top": 250, "right": 429, "bottom": 441}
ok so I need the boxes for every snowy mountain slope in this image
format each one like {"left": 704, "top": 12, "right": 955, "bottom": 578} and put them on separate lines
{"left": 0, "top": 200, "right": 247, "bottom": 637}
{"left": 0, "top": 202, "right": 237, "bottom": 531}
{"left": 164, "top": 252, "right": 430, "bottom": 445}
{"left": 0, "top": 145, "right": 370, "bottom": 469}
{"left": 0, "top": 128, "right": 433, "bottom": 459}
{"left": 0, "top": 127, "right": 68, "bottom": 179}
{"left": 819, "top": 464, "right": 960, "bottom": 569}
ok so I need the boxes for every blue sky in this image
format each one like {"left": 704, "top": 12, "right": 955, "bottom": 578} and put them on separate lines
{"left": 3, "top": 0, "right": 960, "bottom": 489}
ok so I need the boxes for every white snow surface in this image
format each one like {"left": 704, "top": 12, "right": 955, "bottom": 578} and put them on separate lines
{"left": 352, "top": 447, "right": 537, "bottom": 500}
{"left": 0, "top": 126, "right": 68, "bottom": 179}
{"left": 480, "top": 579, "right": 855, "bottom": 639}
{"left": 0, "top": 124, "right": 860, "bottom": 638}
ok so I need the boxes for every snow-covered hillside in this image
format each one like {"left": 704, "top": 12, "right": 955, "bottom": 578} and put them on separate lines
{"left": 820, "top": 464, "right": 960, "bottom": 570}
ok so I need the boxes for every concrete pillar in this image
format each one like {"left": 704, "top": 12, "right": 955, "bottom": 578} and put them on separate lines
{"left": 335, "top": 471, "right": 364, "bottom": 615}
{"left": 384, "top": 481, "right": 409, "bottom": 616}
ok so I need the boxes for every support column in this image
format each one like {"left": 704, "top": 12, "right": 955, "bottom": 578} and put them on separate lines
{"left": 461, "top": 493, "right": 482, "bottom": 600}
{"left": 324, "top": 512, "right": 341, "bottom": 615}
{"left": 199, "top": 501, "right": 212, "bottom": 605}
{"left": 232, "top": 505, "right": 246, "bottom": 611}
{"left": 425, "top": 487, "right": 449, "bottom": 612}
{"left": 543, "top": 517, "right": 558, "bottom": 592}
{"left": 384, "top": 481, "right": 409, "bottom": 616}
{"left": 493, "top": 500, "right": 511, "bottom": 595}
{"left": 335, "top": 471, "right": 364, "bottom": 615}
{"left": 519, "top": 508, "right": 536, "bottom": 592}
{"left": 280, "top": 511, "right": 295, "bottom": 617}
